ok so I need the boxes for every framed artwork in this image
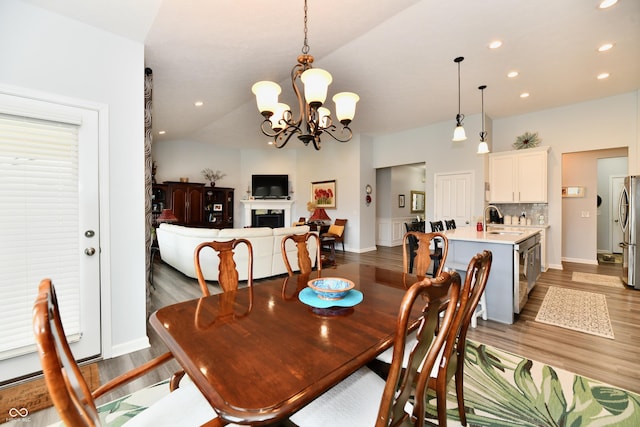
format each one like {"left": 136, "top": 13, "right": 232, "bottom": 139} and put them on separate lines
{"left": 399, "top": 194, "right": 405, "bottom": 208}
{"left": 410, "top": 190, "right": 425, "bottom": 213}
{"left": 311, "top": 180, "right": 336, "bottom": 209}
{"left": 213, "top": 203, "right": 223, "bottom": 211}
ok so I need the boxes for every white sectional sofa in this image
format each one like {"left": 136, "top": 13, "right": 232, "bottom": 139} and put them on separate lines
{"left": 156, "top": 223, "right": 317, "bottom": 281}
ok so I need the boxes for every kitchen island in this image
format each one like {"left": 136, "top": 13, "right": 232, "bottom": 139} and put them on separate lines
{"left": 442, "top": 226, "right": 541, "bottom": 324}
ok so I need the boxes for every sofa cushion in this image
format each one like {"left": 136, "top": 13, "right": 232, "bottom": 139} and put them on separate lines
{"left": 159, "top": 223, "right": 220, "bottom": 238}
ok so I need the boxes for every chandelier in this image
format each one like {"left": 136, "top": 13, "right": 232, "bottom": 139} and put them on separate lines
{"left": 251, "top": 0, "right": 359, "bottom": 150}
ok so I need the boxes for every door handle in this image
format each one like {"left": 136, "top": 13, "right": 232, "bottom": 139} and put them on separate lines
{"left": 84, "top": 247, "right": 96, "bottom": 256}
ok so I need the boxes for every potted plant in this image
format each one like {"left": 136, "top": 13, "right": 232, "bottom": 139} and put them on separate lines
{"left": 201, "top": 168, "right": 226, "bottom": 187}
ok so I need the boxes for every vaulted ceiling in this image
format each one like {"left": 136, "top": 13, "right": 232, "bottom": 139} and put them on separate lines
{"left": 22, "top": 0, "right": 640, "bottom": 149}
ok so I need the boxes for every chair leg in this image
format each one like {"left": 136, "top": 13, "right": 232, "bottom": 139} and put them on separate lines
{"left": 455, "top": 361, "right": 467, "bottom": 426}
{"left": 436, "top": 375, "right": 448, "bottom": 427}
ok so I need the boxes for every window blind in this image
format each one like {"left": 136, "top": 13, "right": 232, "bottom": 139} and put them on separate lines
{"left": 0, "top": 113, "right": 81, "bottom": 360}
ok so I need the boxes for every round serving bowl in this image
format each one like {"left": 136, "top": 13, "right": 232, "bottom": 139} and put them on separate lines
{"left": 307, "top": 277, "right": 355, "bottom": 301}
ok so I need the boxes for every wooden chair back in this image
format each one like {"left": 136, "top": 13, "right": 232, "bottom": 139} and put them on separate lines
{"left": 429, "top": 250, "right": 493, "bottom": 426}
{"left": 402, "top": 231, "right": 448, "bottom": 278}
{"left": 281, "top": 232, "right": 321, "bottom": 276}
{"left": 33, "top": 279, "right": 175, "bottom": 427}
{"left": 194, "top": 238, "right": 254, "bottom": 296}
{"left": 377, "top": 271, "right": 462, "bottom": 426}
{"left": 33, "top": 279, "right": 100, "bottom": 426}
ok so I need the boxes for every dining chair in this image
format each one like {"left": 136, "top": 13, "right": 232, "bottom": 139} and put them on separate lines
{"left": 445, "top": 219, "right": 457, "bottom": 230}
{"left": 281, "top": 232, "right": 321, "bottom": 276}
{"left": 428, "top": 250, "right": 492, "bottom": 426}
{"left": 33, "top": 279, "right": 223, "bottom": 427}
{"left": 402, "top": 231, "right": 448, "bottom": 278}
{"left": 194, "top": 238, "right": 253, "bottom": 296}
{"left": 290, "top": 271, "right": 462, "bottom": 427}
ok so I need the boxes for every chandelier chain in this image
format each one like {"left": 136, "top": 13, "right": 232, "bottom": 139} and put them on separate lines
{"left": 302, "top": 0, "right": 310, "bottom": 55}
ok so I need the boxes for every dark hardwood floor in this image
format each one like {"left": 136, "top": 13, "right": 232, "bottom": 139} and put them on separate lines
{"left": 28, "top": 245, "right": 640, "bottom": 425}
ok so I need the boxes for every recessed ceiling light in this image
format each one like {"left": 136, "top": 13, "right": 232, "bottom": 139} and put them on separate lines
{"left": 520, "top": 92, "right": 530, "bottom": 98}
{"left": 597, "top": 72, "right": 610, "bottom": 80}
{"left": 599, "top": 0, "right": 618, "bottom": 9}
{"left": 507, "top": 71, "right": 519, "bottom": 78}
{"left": 158, "top": 130, "right": 166, "bottom": 135}
{"left": 598, "top": 43, "right": 614, "bottom": 52}
{"left": 488, "top": 40, "right": 503, "bottom": 49}
{"left": 194, "top": 101, "right": 204, "bottom": 107}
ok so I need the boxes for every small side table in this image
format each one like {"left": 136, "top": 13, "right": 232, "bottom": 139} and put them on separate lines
{"left": 320, "top": 236, "right": 336, "bottom": 266}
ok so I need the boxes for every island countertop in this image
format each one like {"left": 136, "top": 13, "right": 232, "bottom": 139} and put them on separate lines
{"left": 443, "top": 226, "right": 540, "bottom": 246}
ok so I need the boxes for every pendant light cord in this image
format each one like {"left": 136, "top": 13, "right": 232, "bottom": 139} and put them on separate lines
{"left": 302, "top": 0, "right": 310, "bottom": 55}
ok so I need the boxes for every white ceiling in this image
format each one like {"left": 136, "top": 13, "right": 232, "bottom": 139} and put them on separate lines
{"left": 22, "top": 0, "right": 640, "bottom": 149}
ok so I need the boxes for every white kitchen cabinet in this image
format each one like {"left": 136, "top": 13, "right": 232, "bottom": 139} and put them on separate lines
{"left": 489, "top": 146, "right": 549, "bottom": 203}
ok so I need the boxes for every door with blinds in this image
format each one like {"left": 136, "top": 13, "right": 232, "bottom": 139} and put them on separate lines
{"left": 0, "top": 92, "right": 101, "bottom": 383}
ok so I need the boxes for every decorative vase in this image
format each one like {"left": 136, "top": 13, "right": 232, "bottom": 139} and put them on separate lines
{"left": 210, "top": 181, "right": 216, "bottom": 187}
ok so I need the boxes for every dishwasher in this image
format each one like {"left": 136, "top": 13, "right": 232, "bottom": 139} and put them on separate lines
{"left": 514, "top": 233, "right": 541, "bottom": 314}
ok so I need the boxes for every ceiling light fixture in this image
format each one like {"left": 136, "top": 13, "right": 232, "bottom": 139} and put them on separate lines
{"left": 251, "top": 0, "right": 359, "bottom": 150}
{"left": 597, "top": 72, "right": 610, "bottom": 80}
{"left": 598, "top": 43, "right": 614, "bottom": 52}
{"left": 452, "top": 56, "right": 467, "bottom": 141}
{"left": 599, "top": 0, "right": 618, "bottom": 9}
{"left": 477, "top": 85, "right": 489, "bottom": 154}
{"left": 507, "top": 71, "right": 519, "bottom": 78}
{"left": 488, "top": 40, "right": 503, "bottom": 49}
{"left": 520, "top": 92, "right": 530, "bottom": 98}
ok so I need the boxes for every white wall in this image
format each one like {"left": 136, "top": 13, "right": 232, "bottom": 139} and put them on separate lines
{"left": 371, "top": 114, "right": 487, "bottom": 223}
{"left": 493, "top": 91, "right": 639, "bottom": 268}
{"left": 0, "top": 0, "right": 150, "bottom": 356}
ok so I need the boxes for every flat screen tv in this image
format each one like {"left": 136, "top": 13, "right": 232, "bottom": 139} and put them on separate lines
{"left": 252, "top": 174, "right": 289, "bottom": 199}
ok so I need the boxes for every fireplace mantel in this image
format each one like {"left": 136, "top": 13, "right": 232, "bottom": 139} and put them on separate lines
{"left": 240, "top": 199, "right": 294, "bottom": 227}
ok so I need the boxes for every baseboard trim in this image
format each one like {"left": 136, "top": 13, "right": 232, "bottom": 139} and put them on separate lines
{"left": 562, "top": 257, "right": 598, "bottom": 265}
{"left": 110, "top": 337, "right": 150, "bottom": 359}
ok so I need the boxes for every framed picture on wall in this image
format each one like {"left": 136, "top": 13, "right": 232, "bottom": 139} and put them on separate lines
{"left": 399, "top": 194, "right": 405, "bottom": 208}
{"left": 311, "top": 180, "right": 336, "bottom": 209}
{"left": 213, "top": 203, "right": 223, "bottom": 211}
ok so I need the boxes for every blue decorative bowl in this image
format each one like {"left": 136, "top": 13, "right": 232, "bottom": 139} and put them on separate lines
{"left": 308, "top": 278, "right": 355, "bottom": 301}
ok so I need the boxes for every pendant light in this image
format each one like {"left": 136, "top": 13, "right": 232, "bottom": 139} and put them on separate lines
{"left": 452, "top": 56, "right": 467, "bottom": 141}
{"left": 477, "top": 85, "right": 490, "bottom": 154}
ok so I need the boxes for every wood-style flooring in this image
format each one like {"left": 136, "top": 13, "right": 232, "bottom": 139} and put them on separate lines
{"left": 26, "top": 246, "right": 640, "bottom": 425}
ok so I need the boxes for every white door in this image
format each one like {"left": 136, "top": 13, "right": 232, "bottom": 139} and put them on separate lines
{"left": 611, "top": 175, "right": 626, "bottom": 254}
{"left": 434, "top": 171, "right": 473, "bottom": 227}
{"left": 0, "top": 92, "right": 101, "bottom": 382}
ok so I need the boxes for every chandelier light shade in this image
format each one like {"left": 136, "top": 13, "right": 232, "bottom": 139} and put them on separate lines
{"left": 477, "top": 85, "right": 490, "bottom": 154}
{"left": 251, "top": 0, "right": 359, "bottom": 150}
{"left": 452, "top": 56, "right": 467, "bottom": 142}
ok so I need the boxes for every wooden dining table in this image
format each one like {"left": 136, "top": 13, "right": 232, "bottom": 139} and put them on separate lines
{"left": 149, "top": 263, "right": 453, "bottom": 425}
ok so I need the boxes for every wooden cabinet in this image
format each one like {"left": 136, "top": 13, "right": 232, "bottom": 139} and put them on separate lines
{"left": 165, "top": 182, "right": 205, "bottom": 226}
{"left": 489, "top": 146, "right": 549, "bottom": 203}
{"left": 203, "top": 187, "right": 234, "bottom": 229}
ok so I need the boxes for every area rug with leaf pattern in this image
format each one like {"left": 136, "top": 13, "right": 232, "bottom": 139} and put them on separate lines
{"left": 47, "top": 342, "right": 640, "bottom": 426}
{"left": 424, "top": 341, "right": 640, "bottom": 427}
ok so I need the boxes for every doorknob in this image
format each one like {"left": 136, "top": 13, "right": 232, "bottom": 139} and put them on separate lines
{"left": 84, "top": 247, "right": 96, "bottom": 256}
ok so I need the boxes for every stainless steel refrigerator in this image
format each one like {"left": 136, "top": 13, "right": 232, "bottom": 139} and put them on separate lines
{"left": 619, "top": 175, "right": 640, "bottom": 289}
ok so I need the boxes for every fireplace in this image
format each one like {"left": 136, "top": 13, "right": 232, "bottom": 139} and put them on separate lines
{"left": 252, "top": 210, "right": 285, "bottom": 228}
{"left": 240, "top": 199, "right": 294, "bottom": 228}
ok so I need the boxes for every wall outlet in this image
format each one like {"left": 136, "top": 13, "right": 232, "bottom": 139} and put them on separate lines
{"left": 581, "top": 211, "right": 590, "bottom": 218}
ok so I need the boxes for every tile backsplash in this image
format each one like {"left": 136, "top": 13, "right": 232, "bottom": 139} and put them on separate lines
{"left": 493, "top": 203, "right": 548, "bottom": 225}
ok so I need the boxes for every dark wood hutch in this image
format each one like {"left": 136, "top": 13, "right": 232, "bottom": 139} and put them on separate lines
{"left": 152, "top": 182, "right": 234, "bottom": 229}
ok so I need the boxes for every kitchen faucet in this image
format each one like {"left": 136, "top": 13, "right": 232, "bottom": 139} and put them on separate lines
{"left": 483, "top": 205, "right": 503, "bottom": 231}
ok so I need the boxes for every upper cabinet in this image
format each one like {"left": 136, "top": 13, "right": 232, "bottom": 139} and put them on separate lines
{"left": 489, "top": 146, "right": 549, "bottom": 203}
